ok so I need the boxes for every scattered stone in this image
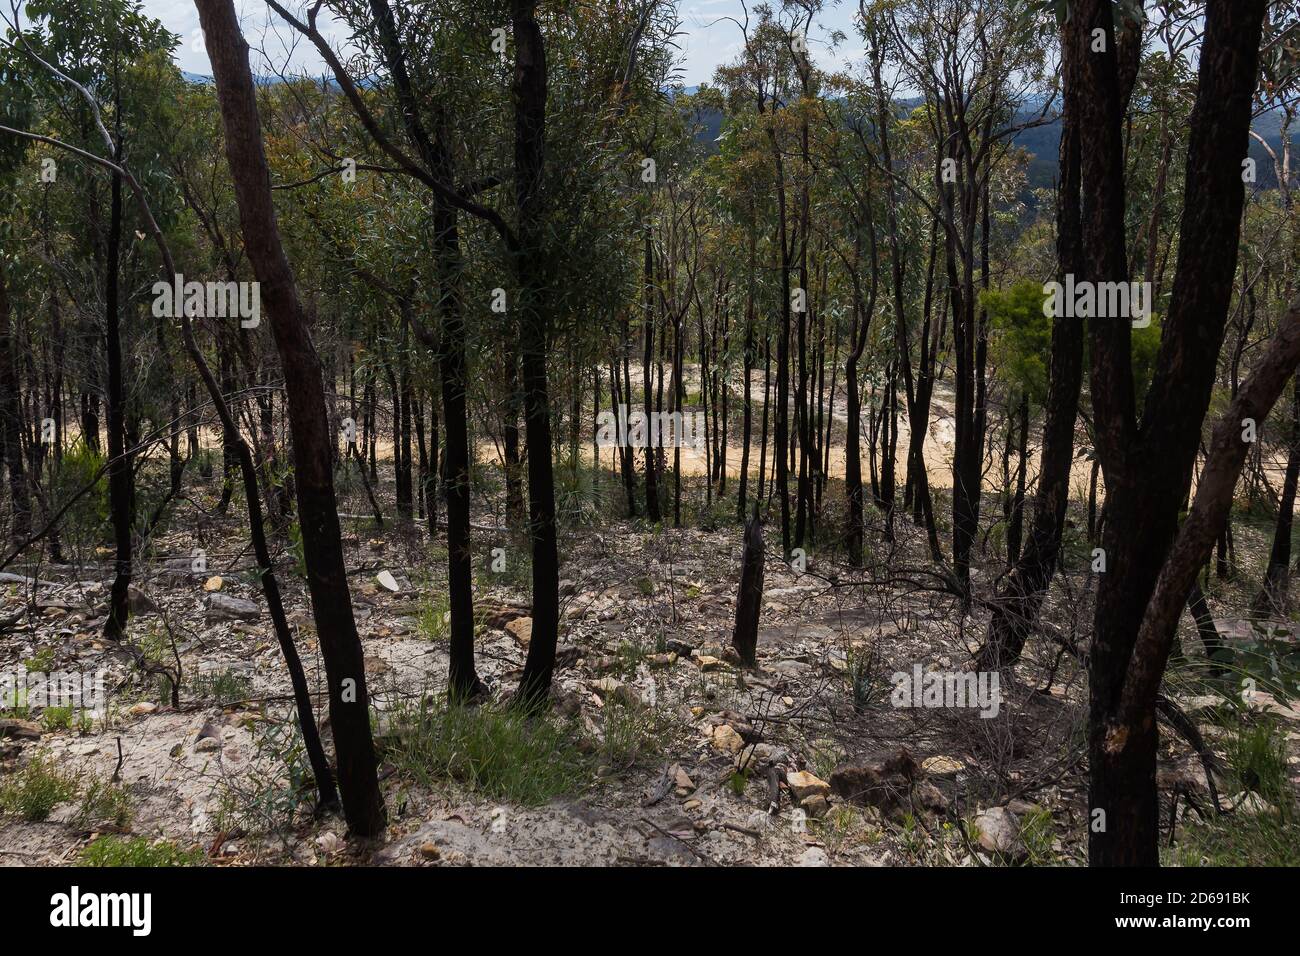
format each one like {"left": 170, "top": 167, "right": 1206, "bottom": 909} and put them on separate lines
{"left": 315, "top": 832, "right": 342, "bottom": 854}
{"left": 786, "top": 770, "right": 831, "bottom": 802}
{"left": 974, "top": 807, "right": 1025, "bottom": 859}
{"left": 829, "top": 748, "right": 947, "bottom": 820}
{"left": 646, "top": 652, "right": 678, "bottom": 668}
{"left": 665, "top": 639, "right": 694, "bottom": 657}
{"left": 127, "top": 587, "right": 158, "bottom": 614}
{"left": 0, "top": 718, "right": 41, "bottom": 740}
{"left": 800, "top": 794, "right": 830, "bottom": 819}
{"left": 205, "top": 593, "right": 260, "bottom": 622}
{"left": 505, "top": 617, "right": 533, "bottom": 645}
{"left": 1223, "top": 791, "right": 1274, "bottom": 816}
{"left": 695, "top": 655, "right": 722, "bottom": 671}
{"left": 128, "top": 702, "right": 158, "bottom": 717}
{"left": 922, "top": 755, "right": 965, "bottom": 776}
{"left": 610, "top": 684, "right": 642, "bottom": 709}
{"left": 797, "top": 846, "right": 830, "bottom": 866}
{"left": 711, "top": 724, "right": 745, "bottom": 754}
{"left": 671, "top": 765, "right": 696, "bottom": 793}
{"left": 375, "top": 570, "right": 401, "bottom": 593}
{"left": 418, "top": 842, "right": 441, "bottom": 861}
{"left": 202, "top": 576, "right": 224, "bottom": 592}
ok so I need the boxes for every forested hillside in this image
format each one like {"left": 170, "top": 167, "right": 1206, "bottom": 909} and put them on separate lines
{"left": 0, "top": 0, "right": 1297, "bottom": 877}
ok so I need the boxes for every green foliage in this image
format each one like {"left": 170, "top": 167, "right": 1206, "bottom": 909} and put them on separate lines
{"left": 79, "top": 836, "right": 204, "bottom": 867}
{"left": 983, "top": 280, "right": 1051, "bottom": 404}
{"left": 1225, "top": 719, "right": 1293, "bottom": 810}
{"left": 73, "top": 777, "right": 134, "bottom": 830}
{"left": 213, "top": 721, "right": 316, "bottom": 833}
{"left": 416, "top": 590, "right": 452, "bottom": 642}
{"left": 384, "top": 698, "right": 589, "bottom": 805}
{"left": 42, "top": 706, "right": 73, "bottom": 731}
{"left": 192, "top": 669, "right": 253, "bottom": 705}
{"left": 0, "top": 751, "right": 79, "bottom": 821}
{"left": 598, "top": 695, "right": 669, "bottom": 768}
{"left": 46, "top": 440, "right": 109, "bottom": 549}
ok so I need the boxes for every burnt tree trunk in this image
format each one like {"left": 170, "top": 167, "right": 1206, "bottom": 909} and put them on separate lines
{"left": 732, "top": 507, "right": 765, "bottom": 667}
{"left": 198, "top": 0, "right": 386, "bottom": 836}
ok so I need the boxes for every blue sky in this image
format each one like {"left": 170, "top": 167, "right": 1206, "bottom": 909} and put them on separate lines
{"left": 122, "top": 0, "right": 863, "bottom": 85}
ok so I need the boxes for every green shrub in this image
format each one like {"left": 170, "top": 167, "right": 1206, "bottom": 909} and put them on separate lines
{"left": 0, "top": 752, "right": 79, "bottom": 821}
{"left": 79, "top": 836, "right": 205, "bottom": 867}
{"left": 384, "top": 698, "right": 589, "bottom": 805}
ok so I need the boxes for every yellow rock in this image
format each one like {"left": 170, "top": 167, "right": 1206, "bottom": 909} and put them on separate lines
{"left": 203, "top": 576, "right": 223, "bottom": 592}
{"left": 922, "top": 755, "right": 965, "bottom": 776}
{"left": 712, "top": 724, "right": 744, "bottom": 754}
{"left": 506, "top": 617, "right": 533, "bottom": 645}
{"left": 786, "top": 770, "right": 831, "bottom": 802}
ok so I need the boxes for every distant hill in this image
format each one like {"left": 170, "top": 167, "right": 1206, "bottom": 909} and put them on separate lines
{"left": 179, "top": 72, "right": 1290, "bottom": 193}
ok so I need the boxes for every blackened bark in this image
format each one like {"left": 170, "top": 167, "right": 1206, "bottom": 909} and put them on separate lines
{"left": 512, "top": 0, "right": 562, "bottom": 708}
{"left": 1255, "top": 374, "right": 1300, "bottom": 613}
{"left": 198, "top": 0, "right": 386, "bottom": 835}
{"left": 0, "top": 266, "right": 29, "bottom": 542}
{"left": 731, "top": 508, "right": 764, "bottom": 666}
{"left": 103, "top": 160, "right": 133, "bottom": 643}
{"left": 1080, "top": 0, "right": 1267, "bottom": 867}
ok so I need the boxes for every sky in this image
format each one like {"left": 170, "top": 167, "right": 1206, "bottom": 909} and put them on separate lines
{"left": 109, "top": 0, "right": 864, "bottom": 86}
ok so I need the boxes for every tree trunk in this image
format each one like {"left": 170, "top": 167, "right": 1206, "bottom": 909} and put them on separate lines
{"left": 198, "top": 0, "right": 386, "bottom": 836}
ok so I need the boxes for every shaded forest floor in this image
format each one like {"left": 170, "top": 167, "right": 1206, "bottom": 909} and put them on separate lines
{"left": 2, "top": 460, "right": 1298, "bottom": 867}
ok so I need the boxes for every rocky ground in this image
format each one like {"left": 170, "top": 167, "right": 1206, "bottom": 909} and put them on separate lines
{"left": 2, "top": 467, "right": 1298, "bottom": 867}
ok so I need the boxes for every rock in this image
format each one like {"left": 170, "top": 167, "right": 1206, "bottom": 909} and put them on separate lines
{"left": 736, "top": 743, "right": 787, "bottom": 771}
{"left": 1223, "top": 791, "right": 1274, "bottom": 816}
{"left": 205, "top": 593, "right": 260, "bottom": 622}
{"left": 196, "top": 720, "right": 222, "bottom": 742}
{"left": 611, "top": 684, "right": 642, "bottom": 709}
{"left": 505, "top": 617, "right": 533, "bottom": 645}
{"left": 695, "top": 655, "right": 723, "bottom": 671}
{"left": 194, "top": 737, "right": 222, "bottom": 753}
{"left": 797, "top": 846, "right": 830, "bottom": 866}
{"left": 974, "top": 807, "right": 1025, "bottom": 859}
{"left": 418, "top": 842, "right": 441, "bottom": 861}
{"left": 671, "top": 765, "right": 696, "bottom": 793}
{"left": 800, "top": 794, "right": 830, "bottom": 819}
{"left": 0, "top": 718, "right": 42, "bottom": 740}
{"left": 202, "top": 576, "right": 224, "bottom": 592}
{"left": 922, "top": 755, "right": 965, "bottom": 776}
{"left": 315, "top": 832, "right": 342, "bottom": 854}
{"left": 829, "top": 748, "right": 946, "bottom": 820}
{"left": 665, "top": 639, "right": 695, "bottom": 657}
{"left": 711, "top": 724, "right": 745, "bottom": 754}
{"left": 786, "top": 770, "right": 831, "bottom": 802}
{"left": 646, "top": 652, "right": 678, "bottom": 668}
{"left": 479, "top": 603, "right": 528, "bottom": 629}
{"left": 558, "top": 579, "right": 577, "bottom": 597}
{"left": 375, "top": 570, "right": 401, "bottom": 593}
{"left": 127, "top": 586, "right": 158, "bottom": 614}
{"left": 591, "top": 677, "right": 623, "bottom": 697}
{"left": 128, "top": 702, "right": 158, "bottom": 716}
